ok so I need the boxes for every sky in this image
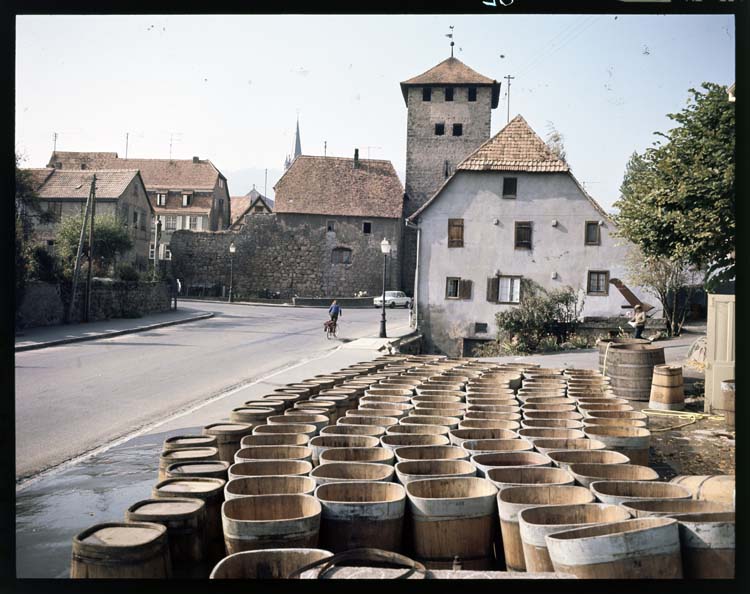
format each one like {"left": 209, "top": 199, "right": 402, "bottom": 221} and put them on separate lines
{"left": 15, "top": 13, "right": 735, "bottom": 212}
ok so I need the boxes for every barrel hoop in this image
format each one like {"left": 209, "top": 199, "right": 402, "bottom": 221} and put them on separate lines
{"left": 71, "top": 552, "right": 163, "bottom": 566}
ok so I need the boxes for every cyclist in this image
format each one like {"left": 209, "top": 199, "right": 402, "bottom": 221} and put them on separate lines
{"left": 328, "top": 300, "right": 342, "bottom": 325}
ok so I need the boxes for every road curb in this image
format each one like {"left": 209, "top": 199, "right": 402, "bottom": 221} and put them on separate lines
{"left": 15, "top": 312, "right": 215, "bottom": 352}
{"left": 178, "top": 298, "right": 379, "bottom": 309}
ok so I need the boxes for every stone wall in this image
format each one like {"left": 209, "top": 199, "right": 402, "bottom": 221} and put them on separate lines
{"left": 16, "top": 279, "right": 171, "bottom": 329}
{"left": 169, "top": 214, "right": 403, "bottom": 299}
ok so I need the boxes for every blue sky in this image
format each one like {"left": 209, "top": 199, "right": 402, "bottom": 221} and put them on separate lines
{"left": 15, "top": 14, "right": 735, "bottom": 211}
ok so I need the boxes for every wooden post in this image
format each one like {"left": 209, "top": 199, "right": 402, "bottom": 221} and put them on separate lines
{"left": 84, "top": 174, "right": 97, "bottom": 322}
{"left": 67, "top": 177, "right": 95, "bottom": 323}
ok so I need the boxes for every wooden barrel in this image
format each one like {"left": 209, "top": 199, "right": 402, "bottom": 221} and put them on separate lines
{"left": 395, "top": 460, "right": 476, "bottom": 485}
{"left": 289, "top": 407, "right": 332, "bottom": 421}
{"left": 522, "top": 399, "right": 576, "bottom": 408}
{"left": 583, "top": 426, "right": 650, "bottom": 466}
{"left": 497, "top": 485, "right": 595, "bottom": 571}
{"left": 599, "top": 342, "right": 666, "bottom": 401}
{"left": 547, "top": 449, "right": 630, "bottom": 471}
{"left": 670, "top": 475, "right": 735, "bottom": 506}
{"left": 252, "top": 423, "right": 317, "bottom": 438}
{"left": 622, "top": 499, "right": 733, "bottom": 518}
{"left": 126, "top": 498, "right": 208, "bottom": 578}
{"left": 472, "top": 451, "right": 553, "bottom": 478}
{"left": 532, "top": 438, "right": 606, "bottom": 456}
{"left": 319, "top": 446, "right": 395, "bottom": 465}
{"left": 309, "top": 462, "right": 395, "bottom": 486}
{"left": 380, "top": 434, "right": 449, "bottom": 451}
{"left": 648, "top": 365, "right": 685, "bottom": 410}
{"left": 406, "top": 477, "right": 498, "bottom": 569}
{"left": 362, "top": 395, "right": 412, "bottom": 405}
{"left": 521, "top": 419, "right": 584, "bottom": 430}
{"left": 308, "top": 435, "right": 380, "bottom": 465}
{"left": 278, "top": 383, "right": 315, "bottom": 397}
{"left": 387, "top": 423, "right": 450, "bottom": 436}
{"left": 246, "top": 399, "right": 286, "bottom": 414}
{"left": 590, "top": 480, "right": 692, "bottom": 505}
{"left": 578, "top": 403, "right": 634, "bottom": 418}
{"left": 70, "top": 522, "right": 170, "bottom": 578}
{"left": 270, "top": 414, "right": 328, "bottom": 433}
{"left": 338, "top": 415, "right": 398, "bottom": 428}
{"left": 394, "top": 445, "right": 469, "bottom": 464}
{"left": 401, "top": 415, "right": 460, "bottom": 430}
{"left": 597, "top": 337, "right": 650, "bottom": 372}
{"left": 568, "top": 463, "right": 658, "bottom": 488}
{"left": 414, "top": 404, "right": 467, "bottom": 416}
{"left": 545, "top": 517, "right": 682, "bottom": 578}
{"left": 152, "top": 477, "right": 226, "bottom": 564}
{"left": 224, "top": 475, "right": 316, "bottom": 499}
{"left": 158, "top": 447, "right": 220, "bottom": 481}
{"left": 227, "top": 460, "right": 312, "bottom": 481}
{"left": 203, "top": 423, "right": 255, "bottom": 464}
{"left": 467, "top": 404, "right": 521, "bottom": 414}
{"left": 295, "top": 400, "right": 337, "bottom": 421}
{"left": 583, "top": 417, "right": 647, "bottom": 429}
{"left": 458, "top": 419, "right": 520, "bottom": 431}
{"left": 209, "top": 548, "right": 332, "bottom": 579}
{"left": 359, "top": 403, "right": 412, "bottom": 418}
{"left": 240, "top": 433, "right": 309, "bottom": 447}
{"left": 221, "top": 494, "right": 321, "bottom": 554}
{"left": 486, "top": 466, "right": 574, "bottom": 493}
{"left": 717, "top": 380, "right": 736, "bottom": 429}
{"left": 229, "top": 407, "right": 275, "bottom": 426}
{"left": 586, "top": 410, "right": 648, "bottom": 422}
{"left": 415, "top": 388, "right": 465, "bottom": 397}
{"left": 165, "top": 460, "right": 229, "bottom": 481}
{"left": 449, "top": 428, "right": 518, "bottom": 446}
{"left": 464, "top": 412, "right": 522, "bottom": 422}
{"left": 303, "top": 378, "right": 336, "bottom": 391}
{"left": 319, "top": 424, "right": 386, "bottom": 438}
{"left": 163, "top": 434, "right": 218, "bottom": 453}
{"left": 316, "top": 481, "right": 406, "bottom": 552}
{"left": 365, "top": 387, "right": 413, "bottom": 398}
{"left": 234, "top": 445, "right": 313, "bottom": 465}
{"left": 523, "top": 411, "right": 583, "bottom": 421}
{"left": 461, "top": 439, "right": 534, "bottom": 457}
{"left": 412, "top": 395, "right": 463, "bottom": 404}
{"left": 265, "top": 393, "right": 303, "bottom": 408}
{"left": 518, "top": 503, "right": 631, "bottom": 572}
{"left": 518, "top": 428, "right": 586, "bottom": 441}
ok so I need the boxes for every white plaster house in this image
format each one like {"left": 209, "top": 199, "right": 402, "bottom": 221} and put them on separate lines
{"left": 408, "top": 115, "right": 649, "bottom": 356}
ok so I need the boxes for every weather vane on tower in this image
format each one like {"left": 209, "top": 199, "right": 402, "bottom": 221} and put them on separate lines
{"left": 446, "top": 25, "right": 454, "bottom": 58}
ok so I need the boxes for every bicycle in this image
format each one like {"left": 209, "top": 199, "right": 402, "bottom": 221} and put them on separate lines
{"left": 324, "top": 319, "right": 338, "bottom": 339}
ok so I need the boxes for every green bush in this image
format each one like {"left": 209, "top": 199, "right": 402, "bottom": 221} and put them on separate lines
{"left": 27, "top": 246, "right": 61, "bottom": 282}
{"left": 118, "top": 264, "right": 140, "bottom": 282}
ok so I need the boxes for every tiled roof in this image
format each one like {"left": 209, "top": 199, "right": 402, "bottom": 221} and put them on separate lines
{"left": 25, "top": 168, "right": 55, "bottom": 192}
{"left": 47, "top": 152, "right": 224, "bottom": 190}
{"left": 32, "top": 169, "right": 142, "bottom": 200}
{"left": 230, "top": 196, "right": 253, "bottom": 225}
{"left": 273, "top": 156, "right": 404, "bottom": 219}
{"left": 400, "top": 57, "right": 500, "bottom": 107}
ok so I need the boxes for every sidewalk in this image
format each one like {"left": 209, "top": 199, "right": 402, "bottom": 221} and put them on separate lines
{"left": 14, "top": 309, "right": 214, "bottom": 352}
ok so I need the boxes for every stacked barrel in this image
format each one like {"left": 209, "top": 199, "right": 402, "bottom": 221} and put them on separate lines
{"left": 70, "top": 356, "right": 735, "bottom": 579}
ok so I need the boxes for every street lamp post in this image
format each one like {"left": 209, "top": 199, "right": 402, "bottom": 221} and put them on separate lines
{"left": 379, "top": 237, "right": 391, "bottom": 338}
{"left": 228, "top": 241, "right": 236, "bottom": 303}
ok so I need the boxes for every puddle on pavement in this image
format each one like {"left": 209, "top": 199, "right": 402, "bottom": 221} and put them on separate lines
{"left": 16, "top": 426, "right": 203, "bottom": 578}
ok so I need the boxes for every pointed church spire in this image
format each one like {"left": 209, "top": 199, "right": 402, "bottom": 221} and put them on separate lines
{"left": 294, "top": 116, "right": 302, "bottom": 159}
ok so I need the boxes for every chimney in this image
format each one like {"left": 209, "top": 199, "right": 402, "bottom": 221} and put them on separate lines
{"left": 192, "top": 156, "right": 199, "bottom": 163}
{"left": 353, "top": 148, "right": 359, "bottom": 169}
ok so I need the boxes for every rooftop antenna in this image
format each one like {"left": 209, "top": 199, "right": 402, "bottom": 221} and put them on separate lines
{"left": 324, "top": 141, "right": 327, "bottom": 157}
{"left": 504, "top": 75, "right": 515, "bottom": 123}
{"left": 53, "top": 132, "right": 58, "bottom": 153}
{"left": 446, "top": 25, "right": 454, "bottom": 57}
{"left": 168, "top": 132, "right": 183, "bottom": 161}
{"left": 264, "top": 168, "right": 268, "bottom": 197}
{"left": 125, "top": 132, "right": 129, "bottom": 159}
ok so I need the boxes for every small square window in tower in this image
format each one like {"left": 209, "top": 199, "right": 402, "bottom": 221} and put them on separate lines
{"left": 327, "top": 220, "right": 336, "bottom": 232}
{"left": 445, "top": 87, "right": 454, "bottom": 101}
{"left": 422, "top": 87, "right": 432, "bottom": 101}
{"left": 363, "top": 221, "right": 372, "bottom": 234}
{"left": 452, "top": 123, "right": 463, "bottom": 137}
{"left": 503, "top": 177, "right": 517, "bottom": 199}
{"left": 468, "top": 87, "right": 477, "bottom": 102}
{"left": 515, "top": 222, "right": 532, "bottom": 249}
{"left": 435, "top": 123, "right": 445, "bottom": 136}
{"left": 585, "top": 221, "right": 601, "bottom": 245}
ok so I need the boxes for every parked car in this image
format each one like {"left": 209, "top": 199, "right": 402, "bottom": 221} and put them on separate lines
{"left": 374, "top": 291, "right": 412, "bottom": 309}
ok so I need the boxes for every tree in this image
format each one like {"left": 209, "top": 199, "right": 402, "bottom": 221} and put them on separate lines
{"left": 545, "top": 121, "right": 567, "bottom": 163}
{"left": 624, "top": 250, "right": 701, "bottom": 337}
{"left": 614, "top": 83, "right": 734, "bottom": 290}
{"left": 56, "top": 214, "right": 133, "bottom": 278}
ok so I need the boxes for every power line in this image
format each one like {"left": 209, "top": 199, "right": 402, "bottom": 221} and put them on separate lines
{"left": 514, "top": 16, "right": 591, "bottom": 75}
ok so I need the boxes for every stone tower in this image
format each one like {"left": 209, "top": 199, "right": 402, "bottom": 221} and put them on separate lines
{"left": 400, "top": 56, "right": 500, "bottom": 292}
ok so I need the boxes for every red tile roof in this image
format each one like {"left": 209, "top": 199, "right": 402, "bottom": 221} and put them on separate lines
{"left": 25, "top": 168, "right": 55, "bottom": 192}
{"left": 273, "top": 156, "right": 404, "bottom": 219}
{"left": 458, "top": 115, "right": 569, "bottom": 173}
{"left": 230, "top": 196, "right": 253, "bottom": 225}
{"left": 47, "top": 152, "right": 225, "bottom": 190}
{"left": 400, "top": 57, "right": 500, "bottom": 107}
{"left": 31, "top": 169, "right": 143, "bottom": 200}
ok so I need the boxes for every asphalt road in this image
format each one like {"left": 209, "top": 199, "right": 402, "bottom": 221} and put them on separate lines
{"left": 14, "top": 302, "right": 410, "bottom": 480}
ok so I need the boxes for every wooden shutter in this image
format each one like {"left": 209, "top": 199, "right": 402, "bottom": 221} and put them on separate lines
{"left": 459, "top": 279, "right": 472, "bottom": 300}
{"left": 448, "top": 219, "right": 464, "bottom": 247}
{"left": 486, "top": 276, "right": 499, "bottom": 302}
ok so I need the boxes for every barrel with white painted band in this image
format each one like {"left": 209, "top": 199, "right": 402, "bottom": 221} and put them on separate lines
{"left": 227, "top": 460, "right": 312, "bottom": 481}
{"left": 230, "top": 407, "right": 275, "bottom": 426}
{"left": 240, "top": 433, "right": 310, "bottom": 447}
{"left": 158, "top": 447, "right": 220, "bottom": 481}
{"left": 401, "top": 415, "right": 460, "bottom": 430}
{"left": 522, "top": 411, "right": 583, "bottom": 421}
{"left": 449, "top": 428, "right": 518, "bottom": 446}
{"left": 395, "top": 459, "right": 476, "bottom": 485}
{"left": 622, "top": 498, "right": 733, "bottom": 518}
{"left": 590, "top": 480, "right": 692, "bottom": 505}
{"left": 309, "top": 461, "right": 395, "bottom": 486}
{"left": 165, "top": 460, "right": 229, "bottom": 481}
{"left": 393, "top": 445, "right": 469, "bottom": 464}
{"left": 224, "top": 475, "right": 316, "bottom": 499}
{"left": 319, "top": 424, "right": 386, "bottom": 438}
{"left": 568, "top": 463, "right": 658, "bottom": 488}
{"left": 486, "top": 466, "right": 574, "bottom": 492}
{"left": 386, "top": 423, "right": 449, "bottom": 436}
{"left": 546, "top": 449, "right": 630, "bottom": 471}
{"left": 518, "top": 428, "right": 586, "bottom": 442}
{"left": 583, "top": 426, "right": 650, "bottom": 466}
{"left": 471, "top": 451, "right": 552, "bottom": 478}
{"left": 319, "top": 446, "right": 395, "bottom": 465}
{"left": 532, "top": 438, "right": 606, "bottom": 456}
{"left": 209, "top": 548, "right": 332, "bottom": 579}
{"left": 670, "top": 475, "right": 735, "bottom": 507}
{"left": 246, "top": 399, "right": 286, "bottom": 414}
{"left": 163, "top": 435, "right": 218, "bottom": 453}
{"left": 307, "top": 434, "right": 379, "bottom": 465}
{"left": 520, "top": 418, "right": 584, "bottom": 430}
{"left": 338, "top": 415, "right": 398, "bottom": 428}
{"left": 583, "top": 417, "right": 647, "bottom": 429}
{"left": 253, "top": 423, "right": 317, "bottom": 438}
{"left": 234, "top": 445, "right": 313, "bottom": 465}
{"left": 380, "top": 434, "right": 450, "bottom": 451}
{"left": 270, "top": 414, "right": 328, "bottom": 434}
{"left": 461, "top": 439, "right": 534, "bottom": 457}
{"left": 666, "top": 512, "right": 737, "bottom": 577}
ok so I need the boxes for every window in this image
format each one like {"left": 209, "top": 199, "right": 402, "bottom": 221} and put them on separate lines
{"left": 422, "top": 87, "right": 432, "bottom": 101}
{"left": 47, "top": 239, "right": 55, "bottom": 247}
{"left": 219, "top": 178, "right": 224, "bottom": 188}
{"left": 444, "top": 160, "right": 452, "bottom": 178}
{"left": 445, "top": 87, "right": 454, "bottom": 101}
{"left": 468, "top": 87, "right": 477, "bottom": 102}
{"left": 140, "top": 211, "right": 147, "bottom": 230}
{"left": 475, "top": 323, "right": 488, "bottom": 334}
{"left": 499, "top": 276, "right": 522, "bottom": 303}
{"left": 331, "top": 247, "right": 352, "bottom": 264}
{"left": 80, "top": 163, "right": 87, "bottom": 170}
{"left": 587, "top": 270, "right": 610, "bottom": 295}
{"left": 182, "top": 193, "right": 192, "bottom": 207}
{"left": 435, "top": 123, "right": 445, "bottom": 136}
{"left": 149, "top": 243, "right": 155, "bottom": 260}
{"left": 585, "top": 221, "right": 601, "bottom": 245}
{"left": 452, "top": 123, "right": 463, "bottom": 137}
{"left": 254, "top": 206, "right": 265, "bottom": 213}
{"left": 446, "top": 277, "right": 472, "bottom": 300}
{"left": 362, "top": 221, "right": 372, "bottom": 234}
{"left": 133, "top": 211, "right": 139, "bottom": 227}
{"left": 326, "top": 220, "right": 336, "bottom": 232}
{"left": 165, "top": 215, "right": 177, "bottom": 231}
{"left": 164, "top": 245, "right": 172, "bottom": 260}
{"left": 189, "top": 216, "right": 198, "bottom": 230}
{"left": 502, "top": 177, "right": 517, "bottom": 199}
{"left": 218, "top": 199, "right": 224, "bottom": 212}
{"left": 47, "top": 202, "right": 63, "bottom": 222}
{"left": 156, "top": 193, "right": 167, "bottom": 206}
{"left": 515, "top": 222, "right": 532, "bottom": 249}
{"left": 448, "top": 218, "right": 464, "bottom": 248}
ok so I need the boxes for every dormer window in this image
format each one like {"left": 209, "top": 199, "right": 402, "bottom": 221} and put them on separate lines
{"left": 182, "top": 193, "right": 192, "bottom": 207}
{"left": 156, "top": 193, "right": 167, "bottom": 206}
{"left": 435, "top": 123, "right": 445, "bottom": 136}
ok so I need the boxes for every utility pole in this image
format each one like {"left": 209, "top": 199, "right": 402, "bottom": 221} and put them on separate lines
{"left": 152, "top": 218, "right": 162, "bottom": 280}
{"left": 324, "top": 141, "right": 327, "bottom": 157}
{"left": 504, "top": 75, "right": 515, "bottom": 123}
{"left": 67, "top": 177, "right": 95, "bottom": 323}
{"left": 53, "top": 132, "right": 58, "bottom": 153}
{"left": 125, "top": 132, "right": 129, "bottom": 159}
{"left": 84, "top": 175, "right": 97, "bottom": 322}
{"left": 264, "top": 169, "right": 268, "bottom": 197}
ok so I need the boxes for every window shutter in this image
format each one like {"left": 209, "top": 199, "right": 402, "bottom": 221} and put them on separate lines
{"left": 459, "top": 279, "right": 472, "bottom": 300}
{"left": 448, "top": 219, "right": 464, "bottom": 247}
{"left": 486, "top": 277, "right": 499, "bottom": 302}
{"left": 197, "top": 216, "right": 203, "bottom": 231}
{"left": 512, "top": 278, "right": 521, "bottom": 302}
